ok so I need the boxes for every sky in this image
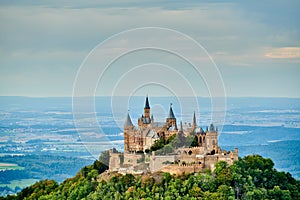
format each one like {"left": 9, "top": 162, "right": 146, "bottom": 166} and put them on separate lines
{"left": 0, "top": 0, "right": 299, "bottom": 98}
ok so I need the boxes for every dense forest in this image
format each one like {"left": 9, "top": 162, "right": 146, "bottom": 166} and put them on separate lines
{"left": 1, "top": 154, "right": 299, "bottom": 200}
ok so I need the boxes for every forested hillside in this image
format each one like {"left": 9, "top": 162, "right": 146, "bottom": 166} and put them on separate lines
{"left": 2, "top": 155, "right": 300, "bottom": 200}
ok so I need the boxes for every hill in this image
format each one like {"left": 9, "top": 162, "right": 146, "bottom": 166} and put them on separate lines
{"left": 1, "top": 155, "right": 300, "bottom": 200}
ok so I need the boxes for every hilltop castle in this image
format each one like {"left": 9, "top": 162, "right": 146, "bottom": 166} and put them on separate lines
{"left": 109, "top": 96, "right": 238, "bottom": 175}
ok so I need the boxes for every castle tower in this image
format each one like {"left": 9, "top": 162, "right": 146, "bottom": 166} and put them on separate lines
{"left": 144, "top": 95, "right": 150, "bottom": 118}
{"left": 166, "top": 103, "right": 176, "bottom": 128}
{"left": 138, "top": 96, "right": 151, "bottom": 126}
{"left": 124, "top": 112, "right": 133, "bottom": 151}
{"left": 205, "top": 123, "right": 218, "bottom": 154}
{"left": 124, "top": 112, "right": 133, "bottom": 127}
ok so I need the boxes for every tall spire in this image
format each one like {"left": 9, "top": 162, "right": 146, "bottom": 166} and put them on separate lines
{"left": 144, "top": 95, "right": 151, "bottom": 119}
{"left": 124, "top": 112, "right": 133, "bottom": 127}
{"left": 168, "top": 103, "right": 176, "bottom": 119}
{"left": 193, "top": 111, "right": 197, "bottom": 127}
{"left": 179, "top": 121, "right": 183, "bottom": 132}
{"left": 144, "top": 95, "right": 150, "bottom": 109}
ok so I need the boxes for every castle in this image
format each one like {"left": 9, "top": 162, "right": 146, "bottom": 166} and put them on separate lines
{"left": 109, "top": 96, "right": 238, "bottom": 175}
{"left": 124, "top": 96, "right": 179, "bottom": 152}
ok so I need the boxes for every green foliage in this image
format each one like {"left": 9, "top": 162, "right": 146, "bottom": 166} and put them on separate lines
{"left": 150, "top": 139, "right": 164, "bottom": 152}
{"left": 230, "top": 155, "right": 300, "bottom": 200}
{"left": 12, "top": 179, "right": 58, "bottom": 200}
{"left": 4, "top": 155, "right": 300, "bottom": 200}
{"left": 185, "top": 135, "right": 198, "bottom": 147}
{"left": 150, "top": 134, "right": 179, "bottom": 153}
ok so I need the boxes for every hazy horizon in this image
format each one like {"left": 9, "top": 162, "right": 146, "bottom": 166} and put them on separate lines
{"left": 1, "top": 95, "right": 300, "bottom": 99}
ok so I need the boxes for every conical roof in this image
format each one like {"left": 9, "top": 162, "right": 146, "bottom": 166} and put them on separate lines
{"left": 179, "top": 121, "right": 183, "bottom": 132}
{"left": 168, "top": 103, "right": 176, "bottom": 119}
{"left": 124, "top": 112, "right": 133, "bottom": 127}
{"left": 209, "top": 123, "right": 215, "bottom": 132}
{"left": 193, "top": 111, "right": 197, "bottom": 126}
{"left": 144, "top": 96, "right": 150, "bottom": 109}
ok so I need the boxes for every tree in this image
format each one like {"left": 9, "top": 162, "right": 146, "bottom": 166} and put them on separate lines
{"left": 189, "top": 186, "right": 203, "bottom": 198}
{"left": 268, "top": 186, "right": 291, "bottom": 200}
{"left": 214, "top": 185, "right": 235, "bottom": 200}
{"left": 214, "top": 161, "right": 233, "bottom": 186}
{"left": 150, "top": 139, "right": 164, "bottom": 151}
{"left": 244, "top": 188, "right": 267, "bottom": 200}
{"left": 185, "top": 135, "right": 198, "bottom": 147}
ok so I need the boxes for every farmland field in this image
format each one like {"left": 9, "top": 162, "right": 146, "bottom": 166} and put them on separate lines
{"left": 0, "top": 163, "right": 24, "bottom": 171}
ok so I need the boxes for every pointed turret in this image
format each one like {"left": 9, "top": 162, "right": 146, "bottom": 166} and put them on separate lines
{"left": 124, "top": 112, "right": 133, "bottom": 127}
{"left": 179, "top": 121, "right": 183, "bottom": 132}
{"left": 209, "top": 123, "right": 215, "bottom": 132}
{"left": 166, "top": 103, "right": 176, "bottom": 128}
{"left": 143, "top": 96, "right": 151, "bottom": 119}
{"left": 168, "top": 103, "right": 176, "bottom": 119}
{"left": 193, "top": 111, "right": 197, "bottom": 128}
{"left": 144, "top": 95, "right": 150, "bottom": 109}
{"left": 177, "top": 121, "right": 185, "bottom": 147}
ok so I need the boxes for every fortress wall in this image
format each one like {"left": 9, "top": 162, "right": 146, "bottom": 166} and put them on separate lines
{"left": 109, "top": 152, "right": 122, "bottom": 171}
{"left": 123, "top": 153, "right": 144, "bottom": 166}
{"left": 150, "top": 154, "right": 176, "bottom": 172}
{"left": 161, "top": 164, "right": 205, "bottom": 175}
{"left": 218, "top": 152, "right": 239, "bottom": 165}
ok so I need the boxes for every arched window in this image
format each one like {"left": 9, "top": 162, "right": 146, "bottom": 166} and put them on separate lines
{"left": 211, "top": 150, "right": 215, "bottom": 155}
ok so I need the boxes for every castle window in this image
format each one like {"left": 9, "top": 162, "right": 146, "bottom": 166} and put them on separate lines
{"left": 211, "top": 150, "right": 215, "bottom": 155}
{"left": 212, "top": 140, "right": 215, "bottom": 145}
{"left": 188, "top": 150, "right": 192, "bottom": 155}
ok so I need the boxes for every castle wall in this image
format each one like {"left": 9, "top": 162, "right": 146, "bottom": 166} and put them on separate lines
{"left": 123, "top": 152, "right": 144, "bottom": 166}
{"left": 109, "top": 151, "right": 122, "bottom": 172}
{"left": 157, "top": 151, "right": 238, "bottom": 175}
{"left": 150, "top": 153, "right": 176, "bottom": 173}
{"left": 161, "top": 164, "right": 205, "bottom": 175}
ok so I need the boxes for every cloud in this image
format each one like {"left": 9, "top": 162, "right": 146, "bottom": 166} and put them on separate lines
{"left": 265, "top": 47, "right": 300, "bottom": 59}
{"left": 0, "top": 1, "right": 299, "bottom": 97}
